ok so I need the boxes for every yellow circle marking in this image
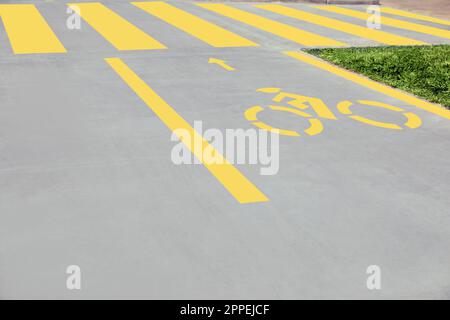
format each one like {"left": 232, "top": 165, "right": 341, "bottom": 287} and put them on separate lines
{"left": 257, "top": 87, "right": 281, "bottom": 93}
{"left": 244, "top": 104, "right": 324, "bottom": 137}
{"left": 337, "top": 100, "right": 422, "bottom": 130}
{"left": 305, "top": 118, "right": 324, "bottom": 136}
{"left": 269, "top": 105, "right": 312, "bottom": 118}
{"left": 245, "top": 105, "right": 300, "bottom": 136}
{"left": 403, "top": 112, "right": 422, "bottom": 129}
{"left": 252, "top": 121, "right": 300, "bottom": 137}
{"left": 245, "top": 105, "right": 263, "bottom": 121}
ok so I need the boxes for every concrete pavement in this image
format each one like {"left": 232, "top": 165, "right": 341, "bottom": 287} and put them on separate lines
{"left": 0, "top": 0, "right": 449, "bottom": 299}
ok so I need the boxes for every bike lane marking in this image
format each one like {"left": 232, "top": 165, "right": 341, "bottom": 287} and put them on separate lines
{"left": 283, "top": 51, "right": 450, "bottom": 120}
{"left": 105, "top": 57, "right": 269, "bottom": 204}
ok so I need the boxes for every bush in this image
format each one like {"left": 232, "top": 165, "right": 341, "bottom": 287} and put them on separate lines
{"left": 306, "top": 45, "right": 450, "bottom": 108}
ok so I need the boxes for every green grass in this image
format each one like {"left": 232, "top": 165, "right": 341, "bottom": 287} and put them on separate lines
{"left": 306, "top": 45, "right": 450, "bottom": 108}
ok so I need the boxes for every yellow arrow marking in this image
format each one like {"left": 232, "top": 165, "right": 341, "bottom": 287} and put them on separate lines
{"left": 208, "top": 58, "right": 235, "bottom": 71}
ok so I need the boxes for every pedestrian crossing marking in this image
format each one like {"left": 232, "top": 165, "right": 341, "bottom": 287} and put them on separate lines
{"left": 132, "top": 2, "right": 258, "bottom": 48}
{"left": 256, "top": 5, "right": 427, "bottom": 46}
{"left": 196, "top": 3, "right": 346, "bottom": 47}
{"left": 0, "top": 4, "right": 66, "bottom": 54}
{"left": 1, "top": 2, "right": 449, "bottom": 56}
{"left": 381, "top": 7, "right": 450, "bottom": 27}
{"left": 314, "top": 5, "right": 450, "bottom": 40}
{"left": 67, "top": 2, "right": 166, "bottom": 51}
{"left": 105, "top": 57, "right": 269, "bottom": 204}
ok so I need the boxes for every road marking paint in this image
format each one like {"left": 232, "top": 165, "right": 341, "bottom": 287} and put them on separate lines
{"left": 404, "top": 113, "right": 422, "bottom": 129}
{"left": 245, "top": 104, "right": 323, "bottom": 137}
{"left": 105, "top": 57, "right": 268, "bottom": 204}
{"left": 270, "top": 91, "right": 337, "bottom": 120}
{"left": 132, "top": 2, "right": 257, "bottom": 47}
{"left": 284, "top": 51, "right": 450, "bottom": 120}
{"left": 0, "top": 4, "right": 66, "bottom": 54}
{"left": 337, "top": 100, "right": 401, "bottom": 129}
{"left": 208, "top": 57, "right": 235, "bottom": 71}
{"left": 269, "top": 105, "right": 312, "bottom": 118}
{"left": 255, "top": 4, "right": 426, "bottom": 46}
{"left": 350, "top": 115, "right": 402, "bottom": 130}
{"left": 252, "top": 120, "right": 300, "bottom": 137}
{"left": 337, "top": 100, "right": 422, "bottom": 130}
{"left": 257, "top": 87, "right": 281, "bottom": 93}
{"left": 358, "top": 100, "right": 403, "bottom": 112}
{"left": 358, "top": 100, "right": 422, "bottom": 129}
{"left": 313, "top": 5, "right": 450, "bottom": 40}
{"left": 381, "top": 7, "right": 450, "bottom": 27}
{"left": 68, "top": 2, "right": 166, "bottom": 51}
{"left": 196, "top": 3, "right": 346, "bottom": 47}
{"left": 305, "top": 119, "right": 323, "bottom": 135}
{"left": 245, "top": 105, "right": 263, "bottom": 121}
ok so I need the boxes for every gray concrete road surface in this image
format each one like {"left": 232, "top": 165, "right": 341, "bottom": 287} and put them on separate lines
{"left": 0, "top": 0, "right": 449, "bottom": 299}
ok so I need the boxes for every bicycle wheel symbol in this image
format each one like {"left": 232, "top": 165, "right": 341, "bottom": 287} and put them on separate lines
{"left": 337, "top": 100, "right": 422, "bottom": 130}
{"left": 245, "top": 104, "right": 324, "bottom": 137}
{"left": 245, "top": 88, "right": 422, "bottom": 137}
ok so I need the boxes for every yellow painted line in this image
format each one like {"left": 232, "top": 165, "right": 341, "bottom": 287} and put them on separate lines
{"left": 284, "top": 51, "right": 450, "bottom": 120}
{"left": 337, "top": 100, "right": 402, "bottom": 129}
{"left": 105, "top": 57, "right": 268, "bottom": 204}
{"left": 208, "top": 58, "right": 235, "bottom": 71}
{"left": 132, "top": 2, "right": 257, "bottom": 47}
{"left": 350, "top": 115, "right": 402, "bottom": 130}
{"left": 197, "top": 3, "right": 346, "bottom": 47}
{"left": 256, "top": 4, "right": 426, "bottom": 46}
{"left": 0, "top": 4, "right": 66, "bottom": 54}
{"left": 357, "top": 100, "right": 423, "bottom": 129}
{"left": 269, "top": 105, "right": 312, "bottom": 118}
{"left": 381, "top": 7, "right": 450, "bottom": 27}
{"left": 245, "top": 106, "right": 262, "bottom": 121}
{"left": 313, "top": 5, "right": 450, "bottom": 40}
{"left": 358, "top": 100, "right": 403, "bottom": 112}
{"left": 68, "top": 2, "right": 166, "bottom": 50}
{"left": 336, "top": 100, "right": 353, "bottom": 115}
{"left": 404, "top": 113, "right": 422, "bottom": 129}
{"left": 252, "top": 121, "right": 300, "bottom": 137}
{"left": 305, "top": 119, "right": 323, "bottom": 136}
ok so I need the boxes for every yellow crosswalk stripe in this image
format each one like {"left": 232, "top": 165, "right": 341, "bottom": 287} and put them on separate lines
{"left": 314, "top": 5, "right": 450, "bottom": 40}
{"left": 132, "top": 2, "right": 258, "bottom": 48}
{"left": 67, "top": 2, "right": 166, "bottom": 51}
{"left": 105, "top": 57, "right": 269, "bottom": 204}
{"left": 381, "top": 7, "right": 450, "bottom": 27}
{"left": 0, "top": 4, "right": 66, "bottom": 54}
{"left": 197, "top": 3, "right": 346, "bottom": 47}
{"left": 256, "top": 4, "right": 427, "bottom": 46}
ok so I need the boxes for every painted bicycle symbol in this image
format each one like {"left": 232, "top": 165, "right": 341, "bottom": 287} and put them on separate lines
{"left": 245, "top": 88, "right": 422, "bottom": 137}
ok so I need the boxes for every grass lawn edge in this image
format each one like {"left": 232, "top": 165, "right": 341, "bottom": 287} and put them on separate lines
{"left": 304, "top": 45, "right": 450, "bottom": 110}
